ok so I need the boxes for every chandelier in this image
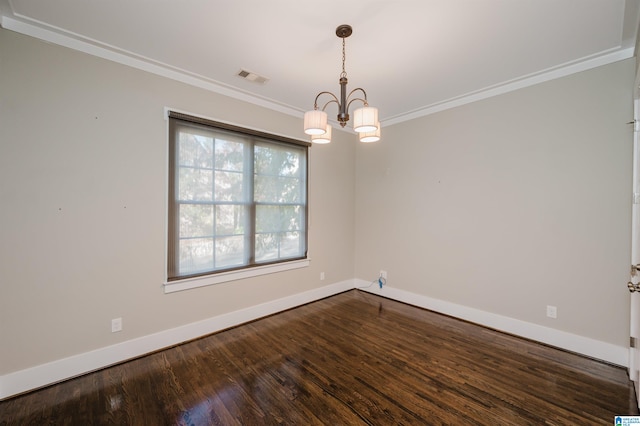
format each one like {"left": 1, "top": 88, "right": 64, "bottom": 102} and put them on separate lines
{"left": 303, "top": 25, "right": 381, "bottom": 144}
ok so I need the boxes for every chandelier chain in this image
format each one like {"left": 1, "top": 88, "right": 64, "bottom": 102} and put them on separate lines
{"left": 341, "top": 37, "right": 347, "bottom": 79}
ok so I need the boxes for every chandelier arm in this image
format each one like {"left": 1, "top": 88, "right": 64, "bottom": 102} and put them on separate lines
{"left": 346, "top": 96, "right": 368, "bottom": 111}
{"left": 347, "top": 87, "right": 369, "bottom": 104}
{"left": 313, "top": 91, "right": 340, "bottom": 109}
{"left": 319, "top": 99, "right": 340, "bottom": 112}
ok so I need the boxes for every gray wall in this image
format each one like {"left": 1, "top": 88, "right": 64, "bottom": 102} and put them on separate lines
{"left": 355, "top": 58, "right": 635, "bottom": 347}
{"left": 0, "top": 24, "right": 635, "bottom": 378}
{"left": 0, "top": 28, "right": 356, "bottom": 374}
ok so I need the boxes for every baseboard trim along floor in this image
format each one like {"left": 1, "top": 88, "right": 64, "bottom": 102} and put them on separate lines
{"left": 357, "top": 280, "right": 627, "bottom": 368}
{"left": 0, "top": 279, "right": 627, "bottom": 400}
{"left": 0, "top": 280, "right": 355, "bottom": 400}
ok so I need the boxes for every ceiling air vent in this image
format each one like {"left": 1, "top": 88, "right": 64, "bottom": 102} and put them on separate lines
{"left": 237, "top": 69, "right": 269, "bottom": 84}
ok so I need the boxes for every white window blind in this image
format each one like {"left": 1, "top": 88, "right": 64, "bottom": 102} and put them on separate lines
{"left": 167, "top": 112, "right": 309, "bottom": 282}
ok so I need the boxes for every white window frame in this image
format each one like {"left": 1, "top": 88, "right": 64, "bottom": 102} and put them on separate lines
{"left": 163, "top": 109, "right": 310, "bottom": 293}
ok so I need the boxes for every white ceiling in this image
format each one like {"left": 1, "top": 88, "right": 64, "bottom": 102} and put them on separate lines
{"left": 1, "top": 0, "right": 639, "bottom": 127}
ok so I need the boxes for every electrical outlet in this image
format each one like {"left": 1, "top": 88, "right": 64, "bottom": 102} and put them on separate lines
{"left": 111, "top": 317, "right": 123, "bottom": 333}
{"left": 546, "top": 305, "right": 557, "bottom": 319}
{"left": 320, "top": 272, "right": 325, "bottom": 281}
{"left": 380, "top": 270, "right": 387, "bottom": 279}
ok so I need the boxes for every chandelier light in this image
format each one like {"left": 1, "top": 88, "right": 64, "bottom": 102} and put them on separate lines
{"left": 359, "top": 122, "right": 381, "bottom": 143}
{"left": 311, "top": 124, "right": 332, "bottom": 144}
{"left": 303, "top": 25, "right": 381, "bottom": 144}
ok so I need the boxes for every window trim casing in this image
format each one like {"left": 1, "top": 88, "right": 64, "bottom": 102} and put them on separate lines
{"left": 164, "top": 258, "right": 310, "bottom": 293}
{"left": 164, "top": 109, "right": 310, "bottom": 293}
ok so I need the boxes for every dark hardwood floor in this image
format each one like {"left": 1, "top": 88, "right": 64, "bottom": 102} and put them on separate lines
{"left": 1, "top": 290, "right": 637, "bottom": 425}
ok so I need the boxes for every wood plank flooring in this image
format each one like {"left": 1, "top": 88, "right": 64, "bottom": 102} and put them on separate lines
{"left": 1, "top": 290, "right": 637, "bottom": 425}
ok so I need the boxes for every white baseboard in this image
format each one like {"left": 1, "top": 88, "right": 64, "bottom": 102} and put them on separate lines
{"left": 2, "top": 279, "right": 627, "bottom": 400}
{"left": 0, "top": 280, "right": 355, "bottom": 400}
{"left": 357, "top": 280, "right": 628, "bottom": 367}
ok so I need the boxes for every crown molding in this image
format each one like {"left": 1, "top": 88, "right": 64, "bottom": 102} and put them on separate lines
{"left": 0, "top": 14, "right": 303, "bottom": 119}
{"left": 382, "top": 47, "right": 635, "bottom": 127}
{"left": 0, "top": 11, "right": 635, "bottom": 130}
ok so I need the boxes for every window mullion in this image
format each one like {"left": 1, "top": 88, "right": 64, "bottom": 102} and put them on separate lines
{"left": 211, "top": 137, "right": 217, "bottom": 270}
{"left": 246, "top": 139, "right": 256, "bottom": 265}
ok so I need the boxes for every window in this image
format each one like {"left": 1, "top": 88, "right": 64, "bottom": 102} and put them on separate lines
{"left": 167, "top": 112, "right": 309, "bottom": 284}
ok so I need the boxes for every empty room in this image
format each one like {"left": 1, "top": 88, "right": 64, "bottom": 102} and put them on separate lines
{"left": 2, "top": 1, "right": 640, "bottom": 424}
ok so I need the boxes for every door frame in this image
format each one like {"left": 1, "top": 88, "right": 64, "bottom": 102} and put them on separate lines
{"left": 630, "top": 97, "right": 640, "bottom": 405}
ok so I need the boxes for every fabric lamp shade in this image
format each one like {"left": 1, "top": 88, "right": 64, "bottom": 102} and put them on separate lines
{"left": 311, "top": 125, "right": 332, "bottom": 144}
{"left": 304, "top": 110, "right": 328, "bottom": 135}
{"left": 359, "top": 122, "right": 381, "bottom": 142}
{"left": 353, "top": 107, "right": 378, "bottom": 133}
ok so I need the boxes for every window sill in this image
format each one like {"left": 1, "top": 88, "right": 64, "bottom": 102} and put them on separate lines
{"left": 163, "top": 259, "right": 310, "bottom": 294}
